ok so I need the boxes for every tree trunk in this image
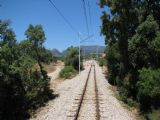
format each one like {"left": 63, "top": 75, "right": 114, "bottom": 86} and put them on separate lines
{"left": 35, "top": 48, "right": 46, "bottom": 80}
{"left": 119, "top": 38, "right": 129, "bottom": 79}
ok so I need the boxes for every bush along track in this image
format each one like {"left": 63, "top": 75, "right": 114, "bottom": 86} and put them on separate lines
{"left": 0, "top": 21, "right": 56, "bottom": 119}
{"left": 99, "top": 0, "right": 160, "bottom": 119}
{"left": 59, "top": 47, "right": 83, "bottom": 79}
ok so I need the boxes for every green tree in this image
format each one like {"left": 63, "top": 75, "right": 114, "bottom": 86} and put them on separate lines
{"left": 129, "top": 15, "right": 160, "bottom": 70}
{"left": 138, "top": 0, "right": 160, "bottom": 26}
{"left": 0, "top": 20, "right": 26, "bottom": 120}
{"left": 107, "top": 42, "right": 120, "bottom": 85}
{"left": 100, "top": 0, "right": 139, "bottom": 79}
{"left": 119, "top": 15, "right": 160, "bottom": 107}
{"left": 25, "top": 24, "right": 47, "bottom": 80}
{"left": 59, "top": 47, "right": 83, "bottom": 79}
{"left": 25, "top": 25, "right": 54, "bottom": 111}
{"left": 0, "top": 21, "right": 54, "bottom": 119}
{"left": 99, "top": 0, "right": 160, "bottom": 117}
{"left": 137, "top": 68, "right": 160, "bottom": 111}
{"left": 65, "top": 47, "right": 83, "bottom": 71}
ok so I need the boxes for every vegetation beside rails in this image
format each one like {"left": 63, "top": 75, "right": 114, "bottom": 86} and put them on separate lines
{"left": 0, "top": 20, "right": 56, "bottom": 119}
{"left": 99, "top": 0, "right": 160, "bottom": 119}
{"left": 59, "top": 47, "right": 83, "bottom": 79}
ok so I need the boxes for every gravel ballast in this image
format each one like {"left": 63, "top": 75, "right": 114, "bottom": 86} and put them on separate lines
{"left": 31, "top": 61, "right": 136, "bottom": 120}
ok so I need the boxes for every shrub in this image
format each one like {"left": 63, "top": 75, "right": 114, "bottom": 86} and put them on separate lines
{"left": 137, "top": 68, "right": 160, "bottom": 111}
{"left": 128, "top": 15, "right": 160, "bottom": 70}
{"left": 0, "top": 21, "right": 54, "bottom": 119}
{"left": 119, "top": 73, "right": 138, "bottom": 99}
{"left": 59, "top": 66, "right": 76, "bottom": 79}
{"left": 64, "top": 47, "right": 83, "bottom": 71}
{"left": 145, "top": 109, "right": 160, "bottom": 120}
{"left": 107, "top": 43, "right": 120, "bottom": 85}
{"left": 98, "top": 57, "right": 106, "bottom": 67}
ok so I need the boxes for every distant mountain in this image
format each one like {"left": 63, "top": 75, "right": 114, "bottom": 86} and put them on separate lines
{"left": 61, "top": 45, "right": 106, "bottom": 56}
{"left": 61, "top": 49, "right": 68, "bottom": 56}
{"left": 80, "top": 45, "right": 106, "bottom": 55}
{"left": 50, "top": 49, "right": 62, "bottom": 57}
{"left": 50, "top": 45, "right": 106, "bottom": 57}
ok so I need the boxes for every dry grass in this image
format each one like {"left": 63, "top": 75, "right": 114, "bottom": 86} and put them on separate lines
{"left": 43, "top": 62, "right": 56, "bottom": 73}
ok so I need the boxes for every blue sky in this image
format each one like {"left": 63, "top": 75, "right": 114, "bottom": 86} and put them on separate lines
{"left": 0, "top": 0, "right": 109, "bottom": 51}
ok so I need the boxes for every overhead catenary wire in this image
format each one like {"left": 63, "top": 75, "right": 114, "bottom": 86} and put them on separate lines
{"left": 0, "top": 0, "right": 5, "bottom": 7}
{"left": 48, "top": 0, "right": 90, "bottom": 74}
{"left": 86, "top": 0, "right": 95, "bottom": 43}
{"left": 48, "top": 0, "right": 94, "bottom": 75}
{"left": 48, "top": 0, "right": 80, "bottom": 37}
{"left": 87, "top": 0, "right": 92, "bottom": 30}
{"left": 87, "top": 0, "right": 93, "bottom": 34}
{"left": 81, "top": 0, "right": 90, "bottom": 36}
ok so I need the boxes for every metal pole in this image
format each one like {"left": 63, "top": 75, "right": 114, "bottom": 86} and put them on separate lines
{"left": 79, "top": 38, "right": 81, "bottom": 75}
{"left": 84, "top": 49, "right": 85, "bottom": 61}
{"left": 96, "top": 46, "right": 99, "bottom": 61}
{"left": 78, "top": 34, "right": 94, "bottom": 75}
{"left": 84, "top": 48, "right": 85, "bottom": 62}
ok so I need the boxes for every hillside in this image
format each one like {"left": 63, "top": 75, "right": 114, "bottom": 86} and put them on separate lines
{"left": 50, "top": 49, "right": 62, "bottom": 57}
{"left": 80, "top": 45, "right": 106, "bottom": 55}
{"left": 61, "top": 45, "right": 106, "bottom": 56}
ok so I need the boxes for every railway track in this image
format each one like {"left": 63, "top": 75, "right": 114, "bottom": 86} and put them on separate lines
{"left": 33, "top": 60, "right": 135, "bottom": 120}
{"left": 68, "top": 61, "right": 100, "bottom": 120}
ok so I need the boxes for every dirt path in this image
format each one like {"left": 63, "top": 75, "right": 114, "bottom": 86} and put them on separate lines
{"left": 31, "top": 61, "right": 136, "bottom": 120}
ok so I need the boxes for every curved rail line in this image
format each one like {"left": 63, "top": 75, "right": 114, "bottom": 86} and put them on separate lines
{"left": 73, "top": 61, "right": 100, "bottom": 120}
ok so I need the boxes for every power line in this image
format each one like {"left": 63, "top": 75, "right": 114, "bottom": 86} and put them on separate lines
{"left": 81, "top": 0, "right": 90, "bottom": 36}
{"left": 0, "top": 0, "right": 6, "bottom": 6}
{"left": 0, "top": 0, "right": 4, "bottom": 7}
{"left": 48, "top": 0, "right": 79, "bottom": 37}
{"left": 87, "top": 0, "right": 93, "bottom": 33}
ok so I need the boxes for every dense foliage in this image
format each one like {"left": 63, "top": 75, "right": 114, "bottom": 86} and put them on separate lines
{"left": 59, "top": 66, "right": 76, "bottom": 79}
{"left": 98, "top": 56, "right": 106, "bottom": 67}
{"left": 107, "top": 42, "right": 120, "bottom": 85}
{"left": 64, "top": 47, "right": 83, "bottom": 70}
{"left": 99, "top": 0, "right": 160, "bottom": 119}
{"left": 59, "top": 47, "right": 83, "bottom": 79}
{"left": 0, "top": 21, "right": 54, "bottom": 119}
{"left": 137, "top": 68, "right": 160, "bottom": 111}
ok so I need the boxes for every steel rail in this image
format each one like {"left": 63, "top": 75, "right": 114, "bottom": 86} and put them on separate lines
{"left": 94, "top": 64, "right": 100, "bottom": 120}
{"left": 73, "top": 61, "right": 100, "bottom": 120}
{"left": 74, "top": 63, "right": 92, "bottom": 120}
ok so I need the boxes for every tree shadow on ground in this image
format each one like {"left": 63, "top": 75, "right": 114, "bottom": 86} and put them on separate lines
{"left": 25, "top": 89, "right": 59, "bottom": 120}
